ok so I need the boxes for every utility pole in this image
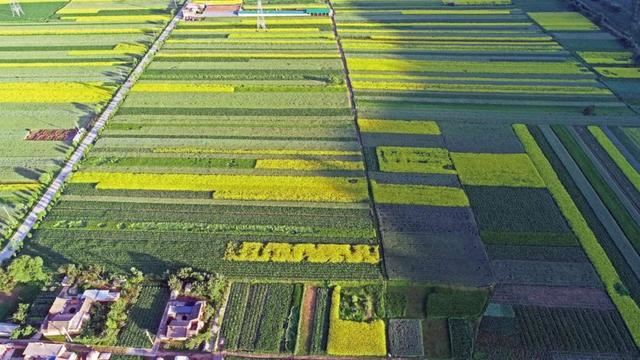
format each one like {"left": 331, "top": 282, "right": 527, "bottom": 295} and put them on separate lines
{"left": 256, "top": 0, "right": 267, "bottom": 31}
{"left": 10, "top": 0, "right": 24, "bottom": 17}
{"left": 145, "top": 330, "right": 155, "bottom": 346}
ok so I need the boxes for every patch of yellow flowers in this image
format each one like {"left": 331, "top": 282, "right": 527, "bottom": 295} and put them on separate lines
{"left": 224, "top": 242, "right": 379, "bottom": 264}
{"left": 0, "top": 83, "right": 113, "bottom": 103}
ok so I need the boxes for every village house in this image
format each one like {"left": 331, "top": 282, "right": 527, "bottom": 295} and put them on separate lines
{"left": 22, "top": 343, "right": 77, "bottom": 360}
{"left": 161, "top": 300, "right": 206, "bottom": 341}
{"left": 0, "top": 344, "right": 15, "bottom": 360}
{"left": 41, "top": 288, "right": 120, "bottom": 337}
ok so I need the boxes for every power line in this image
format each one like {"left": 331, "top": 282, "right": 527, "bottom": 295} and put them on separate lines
{"left": 10, "top": 0, "right": 24, "bottom": 17}
{"left": 256, "top": 0, "right": 267, "bottom": 31}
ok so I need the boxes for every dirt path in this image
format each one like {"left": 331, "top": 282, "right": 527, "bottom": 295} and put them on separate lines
{"left": 326, "top": 0, "right": 388, "bottom": 279}
{"left": 299, "top": 285, "right": 318, "bottom": 354}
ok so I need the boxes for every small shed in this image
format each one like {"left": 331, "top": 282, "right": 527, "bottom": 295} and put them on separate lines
{"left": 305, "top": 8, "right": 331, "bottom": 16}
{"left": 82, "top": 289, "right": 120, "bottom": 302}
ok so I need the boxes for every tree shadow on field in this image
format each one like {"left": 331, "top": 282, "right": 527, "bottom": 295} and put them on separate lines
{"left": 125, "top": 283, "right": 170, "bottom": 345}
{"left": 13, "top": 167, "right": 42, "bottom": 181}
{"left": 102, "top": 70, "right": 126, "bottom": 84}
{"left": 19, "top": 241, "right": 70, "bottom": 272}
{"left": 53, "top": 144, "right": 69, "bottom": 155}
{"left": 126, "top": 251, "right": 190, "bottom": 277}
{"left": 71, "top": 102, "right": 98, "bottom": 130}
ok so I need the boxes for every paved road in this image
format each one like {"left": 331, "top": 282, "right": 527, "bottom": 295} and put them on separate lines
{"left": 0, "top": 4, "right": 185, "bottom": 264}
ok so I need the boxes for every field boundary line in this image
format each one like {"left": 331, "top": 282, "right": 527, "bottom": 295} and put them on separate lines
{"left": 0, "top": 2, "right": 188, "bottom": 263}
{"left": 327, "top": 0, "right": 387, "bottom": 279}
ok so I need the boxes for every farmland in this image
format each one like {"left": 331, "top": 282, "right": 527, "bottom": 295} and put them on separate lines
{"left": 1, "top": 0, "right": 640, "bottom": 357}
{"left": 333, "top": 0, "right": 640, "bottom": 357}
{"left": 0, "top": 0, "right": 178, "bottom": 244}
{"left": 220, "top": 282, "right": 300, "bottom": 352}
{"left": 22, "top": 5, "right": 382, "bottom": 281}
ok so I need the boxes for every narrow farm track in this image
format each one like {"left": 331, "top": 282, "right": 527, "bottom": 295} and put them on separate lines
{"left": 299, "top": 285, "right": 318, "bottom": 352}
{"left": 327, "top": 0, "right": 388, "bottom": 278}
{"left": 539, "top": 125, "right": 640, "bottom": 280}
{"left": 0, "top": 4, "right": 187, "bottom": 263}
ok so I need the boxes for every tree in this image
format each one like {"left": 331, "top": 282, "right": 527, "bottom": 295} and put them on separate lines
{"left": 11, "top": 303, "right": 30, "bottom": 324}
{"left": 582, "top": 105, "right": 596, "bottom": 116}
{"left": 58, "top": 263, "right": 107, "bottom": 289}
{"left": 7, "top": 256, "right": 48, "bottom": 284}
{"left": 10, "top": 325, "right": 36, "bottom": 340}
{"left": 168, "top": 275, "right": 183, "bottom": 294}
{"left": 0, "top": 255, "right": 49, "bottom": 293}
{"left": 0, "top": 270, "right": 13, "bottom": 292}
{"left": 57, "top": 263, "right": 79, "bottom": 284}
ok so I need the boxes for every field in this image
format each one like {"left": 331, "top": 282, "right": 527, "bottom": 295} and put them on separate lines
{"left": 22, "top": 10, "right": 382, "bottom": 280}
{"left": 117, "top": 284, "right": 170, "bottom": 347}
{"left": 333, "top": 0, "right": 640, "bottom": 356}
{"left": 3, "top": 0, "right": 640, "bottom": 357}
{"left": 219, "top": 282, "right": 300, "bottom": 353}
{"left": 0, "top": 0, "right": 178, "bottom": 243}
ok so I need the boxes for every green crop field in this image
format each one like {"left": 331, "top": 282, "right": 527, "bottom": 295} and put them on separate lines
{"left": 0, "top": 0, "right": 178, "bottom": 244}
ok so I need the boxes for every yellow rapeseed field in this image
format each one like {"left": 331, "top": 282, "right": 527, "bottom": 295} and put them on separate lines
{"left": 71, "top": 172, "right": 369, "bottom": 203}
{"left": 0, "top": 83, "right": 113, "bottom": 103}
{"left": 327, "top": 286, "right": 387, "bottom": 356}
{"left": 372, "top": 181, "right": 470, "bottom": 206}
{"left": 255, "top": 159, "right": 364, "bottom": 171}
{"left": 358, "top": 118, "right": 440, "bottom": 135}
{"left": 224, "top": 242, "right": 380, "bottom": 264}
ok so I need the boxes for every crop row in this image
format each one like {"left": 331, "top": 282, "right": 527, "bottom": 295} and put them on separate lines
{"left": 238, "top": 284, "right": 269, "bottom": 350}
{"left": 0, "top": 0, "right": 175, "bottom": 242}
{"left": 310, "top": 288, "right": 330, "bottom": 354}
{"left": 46, "top": 198, "right": 375, "bottom": 230}
{"left": 220, "top": 282, "right": 250, "bottom": 349}
{"left": 515, "top": 306, "right": 637, "bottom": 353}
{"left": 117, "top": 285, "right": 170, "bottom": 348}
{"left": 222, "top": 283, "right": 297, "bottom": 352}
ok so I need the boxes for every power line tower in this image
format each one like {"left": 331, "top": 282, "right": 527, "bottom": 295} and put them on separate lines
{"left": 256, "top": 0, "right": 267, "bottom": 31}
{"left": 10, "top": 0, "right": 24, "bottom": 17}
